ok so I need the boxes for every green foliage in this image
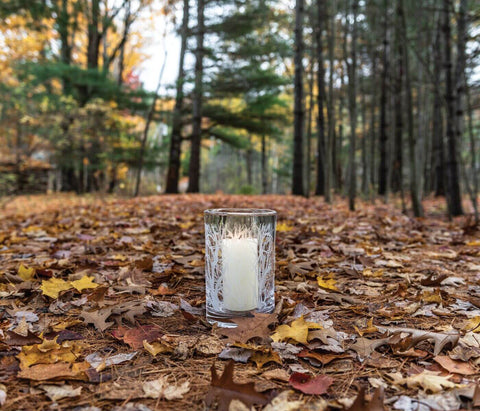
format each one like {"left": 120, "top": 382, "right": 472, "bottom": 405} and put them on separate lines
{"left": 238, "top": 184, "right": 257, "bottom": 194}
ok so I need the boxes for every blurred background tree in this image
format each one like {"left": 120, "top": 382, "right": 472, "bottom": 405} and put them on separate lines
{"left": 0, "top": 0, "right": 479, "bottom": 221}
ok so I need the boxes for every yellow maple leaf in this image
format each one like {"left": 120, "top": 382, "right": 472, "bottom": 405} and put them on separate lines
{"left": 421, "top": 290, "right": 443, "bottom": 304}
{"left": 40, "top": 278, "right": 72, "bottom": 299}
{"left": 18, "top": 264, "right": 35, "bottom": 281}
{"left": 463, "top": 317, "right": 480, "bottom": 333}
{"left": 17, "top": 340, "right": 83, "bottom": 369}
{"left": 317, "top": 276, "right": 339, "bottom": 292}
{"left": 277, "top": 222, "right": 293, "bottom": 232}
{"left": 363, "top": 268, "right": 384, "bottom": 278}
{"left": 143, "top": 340, "right": 173, "bottom": 357}
{"left": 70, "top": 276, "right": 99, "bottom": 292}
{"left": 271, "top": 317, "right": 322, "bottom": 345}
{"left": 250, "top": 349, "right": 282, "bottom": 369}
{"left": 466, "top": 240, "right": 480, "bottom": 246}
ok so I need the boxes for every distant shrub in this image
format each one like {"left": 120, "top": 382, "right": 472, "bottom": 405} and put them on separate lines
{"left": 238, "top": 185, "right": 256, "bottom": 195}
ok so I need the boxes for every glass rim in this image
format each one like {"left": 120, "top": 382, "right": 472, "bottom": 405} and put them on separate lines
{"left": 204, "top": 208, "right": 276, "bottom": 217}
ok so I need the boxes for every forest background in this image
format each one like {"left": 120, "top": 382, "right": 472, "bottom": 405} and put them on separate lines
{"left": 0, "top": 0, "right": 479, "bottom": 219}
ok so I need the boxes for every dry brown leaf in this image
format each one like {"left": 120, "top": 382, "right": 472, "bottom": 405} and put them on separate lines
{"left": 217, "top": 312, "right": 277, "bottom": 344}
{"left": 205, "top": 361, "right": 272, "bottom": 411}
{"left": 433, "top": 355, "right": 477, "bottom": 375}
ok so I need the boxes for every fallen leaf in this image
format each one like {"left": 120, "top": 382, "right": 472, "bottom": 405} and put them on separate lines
{"left": 17, "top": 340, "right": 83, "bottom": 369}
{"left": 40, "top": 278, "right": 72, "bottom": 299}
{"left": 40, "top": 384, "right": 82, "bottom": 401}
{"left": 142, "top": 376, "right": 190, "bottom": 400}
{"left": 205, "top": 361, "right": 272, "bottom": 411}
{"left": 0, "top": 384, "right": 6, "bottom": 406}
{"left": 262, "top": 391, "right": 304, "bottom": 411}
{"left": 70, "top": 275, "right": 99, "bottom": 292}
{"left": 288, "top": 372, "right": 333, "bottom": 395}
{"left": 143, "top": 340, "right": 173, "bottom": 357}
{"left": 80, "top": 308, "right": 114, "bottom": 332}
{"left": 250, "top": 348, "right": 282, "bottom": 368}
{"left": 5, "top": 330, "right": 42, "bottom": 346}
{"left": 346, "top": 386, "right": 385, "bottom": 411}
{"left": 217, "top": 313, "right": 277, "bottom": 344}
{"left": 389, "top": 370, "right": 457, "bottom": 393}
{"left": 85, "top": 351, "right": 137, "bottom": 369}
{"left": 17, "top": 362, "right": 89, "bottom": 381}
{"left": 111, "top": 325, "right": 161, "bottom": 350}
{"left": 277, "top": 222, "right": 294, "bottom": 232}
{"left": 433, "top": 355, "right": 477, "bottom": 375}
{"left": 18, "top": 264, "right": 35, "bottom": 281}
{"left": 261, "top": 369, "right": 290, "bottom": 382}
{"left": 317, "top": 276, "right": 339, "bottom": 292}
{"left": 271, "top": 317, "right": 322, "bottom": 345}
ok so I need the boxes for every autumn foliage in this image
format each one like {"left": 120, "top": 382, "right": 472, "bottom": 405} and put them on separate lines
{"left": 0, "top": 194, "right": 480, "bottom": 410}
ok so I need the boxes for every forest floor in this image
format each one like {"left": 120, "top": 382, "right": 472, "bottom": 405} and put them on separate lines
{"left": 1, "top": 193, "right": 480, "bottom": 411}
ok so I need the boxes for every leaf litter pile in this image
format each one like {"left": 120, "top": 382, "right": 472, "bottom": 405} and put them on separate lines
{"left": 1, "top": 194, "right": 480, "bottom": 410}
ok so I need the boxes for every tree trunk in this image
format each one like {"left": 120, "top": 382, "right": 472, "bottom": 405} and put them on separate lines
{"left": 466, "top": 82, "right": 479, "bottom": 222}
{"left": 378, "top": 0, "right": 389, "bottom": 196}
{"left": 305, "top": 58, "right": 314, "bottom": 198}
{"left": 58, "top": 0, "right": 72, "bottom": 93}
{"left": 261, "top": 134, "right": 268, "bottom": 194}
{"left": 187, "top": 0, "right": 205, "bottom": 193}
{"left": 347, "top": 0, "right": 358, "bottom": 211}
{"left": 360, "top": 74, "right": 368, "bottom": 194}
{"left": 166, "top": 0, "right": 189, "bottom": 193}
{"left": 314, "top": 0, "right": 326, "bottom": 197}
{"left": 399, "top": 0, "right": 423, "bottom": 217}
{"left": 325, "top": 0, "right": 335, "bottom": 203}
{"left": 443, "top": 0, "right": 463, "bottom": 216}
{"left": 292, "top": 0, "right": 305, "bottom": 196}
{"left": 432, "top": 19, "right": 445, "bottom": 197}
{"left": 391, "top": 8, "right": 403, "bottom": 194}
{"left": 134, "top": 53, "right": 167, "bottom": 197}
{"left": 87, "top": 0, "right": 101, "bottom": 69}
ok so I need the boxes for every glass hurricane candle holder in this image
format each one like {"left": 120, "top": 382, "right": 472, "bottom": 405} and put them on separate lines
{"left": 204, "top": 208, "right": 276, "bottom": 327}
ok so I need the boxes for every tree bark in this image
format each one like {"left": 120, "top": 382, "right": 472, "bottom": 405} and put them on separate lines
{"left": 134, "top": 52, "right": 167, "bottom": 197}
{"left": 187, "top": 0, "right": 205, "bottom": 193}
{"left": 292, "top": 0, "right": 305, "bottom": 196}
{"left": 443, "top": 0, "right": 463, "bottom": 216}
{"left": 166, "top": 0, "right": 189, "bottom": 193}
{"left": 391, "top": 7, "right": 403, "bottom": 194}
{"left": 399, "top": 0, "right": 423, "bottom": 217}
{"left": 261, "top": 134, "right": 268, "bottom": 194}
{"left": 314, "top": 0, "right": 326, "bottom": 197}
{"left": 378, "top": 0, "right": 389, "bottom": 196}
{"left": 347, "top": 0, "right": 358, "bottom": 211}
{"left": 325, "top": 0, "right": 335, "bottom": 203}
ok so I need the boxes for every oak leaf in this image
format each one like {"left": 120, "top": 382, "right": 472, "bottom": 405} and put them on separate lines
{"left": 142, "top": 376, "right": 190, "bottom": 399}
{"left": 205, "top": 361, "right": 272, "bottom": 411}
{"left": 80, "top": 308, "right": 114, "bottom": 332}
{"left": 40, "top": 278, "right": 72, "bottom": 298}
{"left": 271, "top": 317, "right": 322, "bottom": 345}
{"left": 40, "top": 384, "right": 82, "bottom": 401}
{"left": 401, "top": 371, "right": 457, "bottom": 393}
{"left": 288, "top": 372, "right": 333, "bottom": 395}
{"left": 250, "top": 348, "right": 282, "bottom": 369}
{"left": 217, "top": 313, "right": 277, "bottom": 344}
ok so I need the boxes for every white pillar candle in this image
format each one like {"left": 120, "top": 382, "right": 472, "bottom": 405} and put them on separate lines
{"left": 222, "top": 238, "right": 258, "bottom": 311}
